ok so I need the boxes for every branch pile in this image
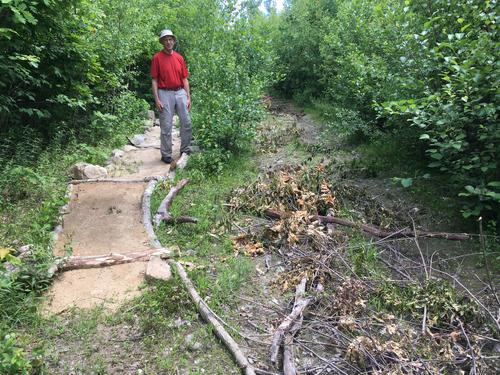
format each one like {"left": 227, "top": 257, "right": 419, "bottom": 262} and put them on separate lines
{"left": 229, "top": 163, "right": 498, "bottom": 374}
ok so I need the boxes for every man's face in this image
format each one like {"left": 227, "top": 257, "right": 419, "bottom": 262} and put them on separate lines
{"left": 161, "top": 36, "right": 175, "bottom": 50}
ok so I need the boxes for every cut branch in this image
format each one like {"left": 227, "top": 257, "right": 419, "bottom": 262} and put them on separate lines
{"left": 169, "top": 260, "right": 256, "bottom": 375}
{"left": 154, "top": 178, "right": 190, "bottom": 226}
{"left": 62, "top": 248, "right": 170, "bottom": 271}
{"left": 263, "top": 209, "right": 470, "bottom": 241}
{"left": 269, "top": 278, "right": 312, "bottom": 365}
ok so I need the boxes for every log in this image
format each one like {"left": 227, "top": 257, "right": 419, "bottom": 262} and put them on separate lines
{"left": 144, "top": 178, "right": 255, "bottom": 374}
{"left": 70, "top": 177, "right": 158, "bottom": 184}
{"left": 263, "top": 209, "right": 470, "bottom": 241}
{"left": 269, "top": 278, "right": 312, "bottom": 365}
{"left": 154, "top": 178, "right": 190, "bottom": 226}
{"left": 62, "top": 248, "right": 170, "bottom": 271}
{"left": 169, "top": 260, "right": 256, "bottom": 375}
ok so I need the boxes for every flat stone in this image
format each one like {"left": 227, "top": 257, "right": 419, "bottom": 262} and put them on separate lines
{"left": 71, "top": 162, "right": 108, "bottom": 180}
{"left": 128, "top": 134, "right": 146, "bottom": 147}
{"left": 145, "top": 255, "right": 172, "bottom": 281}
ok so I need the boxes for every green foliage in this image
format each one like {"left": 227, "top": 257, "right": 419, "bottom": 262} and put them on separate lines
{"left": 377, "top": 281, "right": 478, "bottom": 328}
{"left": 274, "top": 0, "right": 499, "bottom": 219}
{"left": 0, "top": 332, "right": 31, "bottom": 375}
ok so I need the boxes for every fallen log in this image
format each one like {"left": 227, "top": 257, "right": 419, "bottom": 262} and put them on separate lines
{"left": 62, "top": 248, "right": 170, "bottom": 271}
{"left": 264, "top": 208, "right": 470, "bottom": 241}
{"left": 169, "top": 260, "right": 256, "bottom": 375}
{"left": 154, "top": 178, "right": 190, "bottom": 226}
{"left": 144, "top": 178, "right": 255, "bottom": 375}
{"left": 270, "top": 278, "right": 312, "bottom": 365}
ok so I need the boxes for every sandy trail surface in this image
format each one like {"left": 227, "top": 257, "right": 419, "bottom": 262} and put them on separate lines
{"left": 46, "top": 121, "right": 175, "bottom": 313}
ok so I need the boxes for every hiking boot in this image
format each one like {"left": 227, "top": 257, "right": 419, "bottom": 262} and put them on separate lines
{"left": 161, "top": 156, "right": 172, "bottom": 164}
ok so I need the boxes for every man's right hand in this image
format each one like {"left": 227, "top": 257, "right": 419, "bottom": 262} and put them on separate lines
{"left": 155, "top": 99, "right": 163, "bottom": 112}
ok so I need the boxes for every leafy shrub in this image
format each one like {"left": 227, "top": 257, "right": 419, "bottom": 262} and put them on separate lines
{"left": 0, "top": 332, "right": 31, "bottom": 375}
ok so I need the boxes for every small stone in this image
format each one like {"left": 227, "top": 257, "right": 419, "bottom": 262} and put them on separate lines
{"left": 190, "top": 145, "right": 201, "bottom": 153}
{"left": 111, "top": 149, "right": 125, "bottom": 159}
{"left": 145, "top": 255, "right": 172, "bottom": 281}
{"left": 184, "top": 249, "right": 196, "bottom": 257}
{"left": 189, "top": 342, "right": 202, "bottom": 351}
{"left": 71, "top": 162, "right": 108, "bottom": 180}
{"left": 18, "top": 244, "right": 33, "bottom": 258}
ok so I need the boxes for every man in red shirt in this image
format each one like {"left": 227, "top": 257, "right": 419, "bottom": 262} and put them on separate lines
{"left": 151, "top": 29, "right": 192, "bottom": 164}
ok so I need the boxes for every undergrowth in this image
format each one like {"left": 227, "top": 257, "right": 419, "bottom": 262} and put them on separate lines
{"left": 0, "top": 92, "right": 148, "bottom": 373}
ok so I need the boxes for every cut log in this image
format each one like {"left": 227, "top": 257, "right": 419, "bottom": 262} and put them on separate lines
{"left": 62, "top": 248, "right": 170, "bottom": 271}
{"left": 170, "top": 260, "right": 256, "bottom": 375}
{"left": 154, "top": 178, "right": 190, "bottom": 226}
{"left": 269, "top": 278, "right": 312, "bottom": 365}
{"left": 264, "top": 209, "right": 470, "bottom": 241}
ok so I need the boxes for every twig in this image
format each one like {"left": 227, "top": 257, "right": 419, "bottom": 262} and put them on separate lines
{"left": 269, "top": 278, "right": 312, "bottom": 365}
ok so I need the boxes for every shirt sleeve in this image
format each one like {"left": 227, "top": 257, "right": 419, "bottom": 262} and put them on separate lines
{"left": 180, "top": 56, "right": 189, "bottom": 79}
{"left": 150, "top": 54, "right": 159, "bottom": 79}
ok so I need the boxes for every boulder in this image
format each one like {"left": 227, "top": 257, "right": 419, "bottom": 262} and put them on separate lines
{"left": 145, "top": 255, "right": 172, "bottom": 281}
{"left": 71, "top": 162, "right": 108, "bottom": 180}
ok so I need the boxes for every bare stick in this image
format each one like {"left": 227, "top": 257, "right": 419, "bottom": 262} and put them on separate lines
{"left": 154, "top": 178, "right": 190, "bottom": 226}
{"left": 62, "top": 248, "right": 170, "bottom": 271}
{"left": 170, "top": 260, "right": 256, "bottom": 375}
{"left": 163, "top": 215, "right": 198, "bottom": 224}
{"left": 263, "top": 209, "right": 471, "bottom": 241}
{"left": 269, "top": 278, "right": 312, "bottom": 364}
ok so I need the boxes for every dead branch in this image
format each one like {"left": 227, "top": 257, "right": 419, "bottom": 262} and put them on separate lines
{"left": 170, "top": 260, "right": 256, "bottom": 375}
{"left": 62, "top": 248, "right": 170, "bottom": 271}
{"left": 154, "top": 178, "right": 190, "bottom": 226}
{"left": 162, "top": 215, "right": 198, "bottom": 224}
{"left": 263, "top": 209, "right": 471, "bottom": 241}
{"left": 270, "top": 278, "right": 312, "bottom": 365}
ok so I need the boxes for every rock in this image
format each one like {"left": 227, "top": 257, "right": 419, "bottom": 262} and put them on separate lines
{"left": 145, "top": 255, "right": 172, "bottom": 281}
{"left": 154, "top": 118, "right": 160, "bottom": 126}
{"left": 190, "top": 145, "right": 201, "bottom": 153}
{"left": 184, "top": 334, "right": 202, "bottom": 351}
{"left": 111, "top": 149, "right": 124, "bottom": 159}
{"left": 71, "top": 163, "right": 108, "bottom": 180}
{"left": 177, "top": 153, "right": 189, "bottom": 170}
{"left": 18, "top": 244, "right": 33, "bottom": 258}
{"left": 128, "top": 134, "right": 146, "bottom": 147}
{"left": 122, "top": 145, "right": 136, "bottom": 152}
{"left": 146, "top": 110, "right": 155, "bottom": 121}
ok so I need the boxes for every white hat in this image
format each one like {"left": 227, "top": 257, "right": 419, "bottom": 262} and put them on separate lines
{"left": 159, "top": 29, "right": 176, "bottom": 41}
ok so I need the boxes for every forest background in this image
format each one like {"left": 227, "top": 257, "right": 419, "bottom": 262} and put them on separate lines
{"left": 0, "top": 0, "right": 498, "bottom": 371}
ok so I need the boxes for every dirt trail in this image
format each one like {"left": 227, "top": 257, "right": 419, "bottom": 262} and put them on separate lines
{"left": 46, "top": 121, "right": 179, "bottom": 313}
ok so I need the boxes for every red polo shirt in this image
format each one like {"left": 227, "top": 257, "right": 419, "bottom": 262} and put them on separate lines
{"left": 150, "top": 50, "right": 189, "bottom": 89}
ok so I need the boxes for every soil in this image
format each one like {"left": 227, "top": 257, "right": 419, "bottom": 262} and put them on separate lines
{"left": 45, "top": 121, "right": 173, "bottom": 313}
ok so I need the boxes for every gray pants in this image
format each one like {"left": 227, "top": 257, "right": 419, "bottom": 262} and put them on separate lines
{"left": 158, "top": 88, "right": 192, "bottom": 159}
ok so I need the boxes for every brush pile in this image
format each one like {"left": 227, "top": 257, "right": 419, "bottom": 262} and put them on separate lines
{"left": 229, "top": 163, "right": 499, "bottom": 374}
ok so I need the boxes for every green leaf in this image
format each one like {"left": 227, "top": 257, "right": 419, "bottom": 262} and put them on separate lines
{"left": 487, "top": 181, "right": 500, "bottom": 187}
{"left": 401, "top": 178, "right": 413, "bottom": 188}
{"left": 419, "top": 134, "right": 430, "bottom": 140}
